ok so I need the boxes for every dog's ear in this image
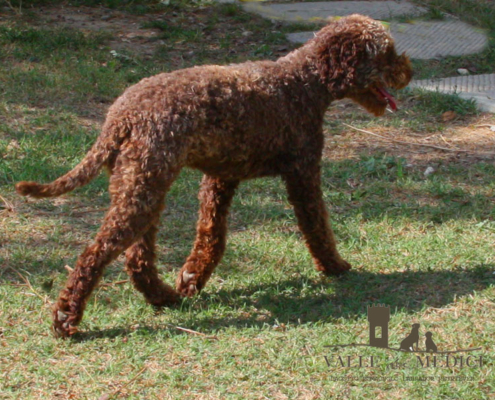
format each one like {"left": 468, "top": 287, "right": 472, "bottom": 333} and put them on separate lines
{"left": 315, "top": 31, "right": 371, "bottom": 98}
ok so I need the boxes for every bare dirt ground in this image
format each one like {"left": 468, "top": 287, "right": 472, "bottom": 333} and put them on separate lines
{"left": 325, "top": 100, "right": 495, "bottom": 166}
{"left": 26, "top": 5, "right": 162, "bottom": 56}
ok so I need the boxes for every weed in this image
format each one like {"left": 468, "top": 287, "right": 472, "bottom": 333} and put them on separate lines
{"left": 407, "top": 89, "right": 478, "bottom": 116}
{"left": 142, "top": 20, "right": 202, "bottom": 42}
{"left": 217, "top": 3, "right": 240, "bottom": 18}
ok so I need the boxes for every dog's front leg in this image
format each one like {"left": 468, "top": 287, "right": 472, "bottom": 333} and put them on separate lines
{"left": 283, "top": 165, "right": 351, "bottom": 275}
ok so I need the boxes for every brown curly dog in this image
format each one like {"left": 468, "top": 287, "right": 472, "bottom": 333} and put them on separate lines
{"left": 16, "top": 14, "right": 412, "bottom": 338}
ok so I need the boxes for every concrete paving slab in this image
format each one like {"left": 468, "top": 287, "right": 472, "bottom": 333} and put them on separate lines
{"left": 392, "top": 20, "right": 488, "bottom": 59}
{"left": 409, "top": 74, "right": 495, "bottom": 113}
{"left": 242, "top": 0, "right": 425, "bottom": 22}
{"left": 287, "top": 20, "right": 488, "bottom": 60}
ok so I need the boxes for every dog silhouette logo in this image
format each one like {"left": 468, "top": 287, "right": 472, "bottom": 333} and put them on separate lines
{"left": 399, "top": 323, "right": 421, "bottom": 352}
{"left": 326, "top": 304, "right": 481, "bottom": 354}
{"left": 425, "top": 331, "right": 438, "bottom": 352}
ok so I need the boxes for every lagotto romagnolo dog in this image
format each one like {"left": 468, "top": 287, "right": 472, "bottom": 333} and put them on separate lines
{"left": 16, "top": 15, "right": 412, "bottom": 337}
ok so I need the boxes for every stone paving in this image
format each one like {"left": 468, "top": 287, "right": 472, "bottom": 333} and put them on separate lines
{"left": 240, "top": 0, "right": 494, "bottom": 112}
{"left": 286, "top": 19, "right": 488, "bottom": 60}
{"left": 409, "top": 74, "right": 495, "bottom": 113}
{"left": 242, "top": 0, "right": 425, "bottom": 22}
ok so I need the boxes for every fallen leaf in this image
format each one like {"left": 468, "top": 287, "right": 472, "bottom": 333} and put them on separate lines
{"left": 442, "top": 111, "right": 457, "bottom": 122}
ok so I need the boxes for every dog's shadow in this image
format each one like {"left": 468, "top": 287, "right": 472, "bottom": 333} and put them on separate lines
{"left": 74, "top": 264, "right": 493, "bottom": 341}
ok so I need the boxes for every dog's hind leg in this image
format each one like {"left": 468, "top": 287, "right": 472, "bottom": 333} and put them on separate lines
{"left": 283, "top": 164, "right": 351, "bottom": 276}
{"left": 176, "top": 175, "right": 239, "bottom": 297}
{"left": 125, "top": 223, "right": 180, "bottom": 307}
{"left": 52, "top": 157, "right": 180, "bottom": 338}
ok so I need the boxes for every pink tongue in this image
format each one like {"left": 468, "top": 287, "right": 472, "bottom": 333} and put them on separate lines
{"left": 377, "top": 88, "right": 397, "bottom": 111}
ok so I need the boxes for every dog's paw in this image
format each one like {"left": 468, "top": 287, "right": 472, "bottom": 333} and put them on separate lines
{"left": 52, "top": 308, "right": 78, "bottom": 339}
{"left": 321, "top": 258, "right": 352, "bottom": 276}
{"left": 176, "top": 270, "right": 200, "bottom": 297}
{"left": 147, "top": 285, "right": 182, "bottom": 307}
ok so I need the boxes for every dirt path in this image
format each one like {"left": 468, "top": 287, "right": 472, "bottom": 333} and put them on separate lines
{"left": 32, "top": 5, "right": 161, "bottom": 56}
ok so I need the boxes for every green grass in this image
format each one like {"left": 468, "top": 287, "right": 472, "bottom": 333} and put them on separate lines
{"left": 138, "top": 2, "right": 289, "bottom": 67}
{"left": 142, "top": 20, "right": 203, "bottom": 42}
{"left": 391, "top": 6, "right": 446, "bottom": 24}
{"left": 1, "top": 151, "right": 494, "bottom": 398}
{"left": 5, "top": 0, "right": 181, "bottom": 15}
{"left": 0, "top": 24, "right": 148, "bottom": 114}
{"left": 0, "top": 2, "right": 494, "bottom": 399}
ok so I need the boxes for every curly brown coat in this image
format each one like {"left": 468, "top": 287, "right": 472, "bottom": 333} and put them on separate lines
{"left": 16, "top": 14, "right": 412, "bottom": 338}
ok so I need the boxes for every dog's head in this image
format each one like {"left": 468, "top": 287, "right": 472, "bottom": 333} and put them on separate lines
{"left": 314, "top": 14, "right": 412, "bottom": 115}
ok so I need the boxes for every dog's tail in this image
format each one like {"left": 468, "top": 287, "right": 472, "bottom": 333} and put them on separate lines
{"left": 16, "top": 122, "right": 130, "bottom": 198}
